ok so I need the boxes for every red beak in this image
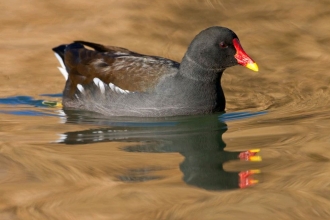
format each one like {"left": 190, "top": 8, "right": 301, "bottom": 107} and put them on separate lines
{"left": 233, "top": 38, "right": 258, "bottom": 72}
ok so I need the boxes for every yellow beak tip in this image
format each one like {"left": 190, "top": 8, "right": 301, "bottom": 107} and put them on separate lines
{"left": 246, "top": 62, "right": 259, "bottom": 72}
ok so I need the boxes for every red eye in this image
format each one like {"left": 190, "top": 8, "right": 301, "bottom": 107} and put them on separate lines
{"left": 219, "top": 42, "right": 228, "bottom": 48}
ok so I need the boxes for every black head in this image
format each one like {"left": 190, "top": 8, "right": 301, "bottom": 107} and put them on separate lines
{"left": 185, "top": 26, "right": 258, "bottom": 72}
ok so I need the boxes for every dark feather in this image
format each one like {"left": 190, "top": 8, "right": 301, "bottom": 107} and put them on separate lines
{"left": 62, "top": 41, "right": 180, "bottom": 94}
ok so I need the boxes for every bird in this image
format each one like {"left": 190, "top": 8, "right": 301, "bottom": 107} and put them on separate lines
{"left": 52, "top": 26, "right": 258, "bottom": 117}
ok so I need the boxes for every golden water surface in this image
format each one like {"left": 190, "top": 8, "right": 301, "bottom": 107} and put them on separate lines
{"left": 1, "top": 0, "right": 330, "bottom": 219}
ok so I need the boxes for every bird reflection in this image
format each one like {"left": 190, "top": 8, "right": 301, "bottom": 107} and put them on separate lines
{"left": 56, "top": 110, "right": 260, "bottom": 190}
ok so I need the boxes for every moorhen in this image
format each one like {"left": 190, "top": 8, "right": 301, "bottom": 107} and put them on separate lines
{"left": 52, "top": 26, "right": 258, "bottom": 117}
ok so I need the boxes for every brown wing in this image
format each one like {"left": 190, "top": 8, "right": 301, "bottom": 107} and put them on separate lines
{"left": 63, "top": 41, "right": 180, "bottom": 94}
{"left": 74, "top": 41, "right": 137, "bottom": 55}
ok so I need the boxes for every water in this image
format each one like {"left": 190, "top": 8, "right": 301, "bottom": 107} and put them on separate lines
{"left": 2, "top": 0, "right": 330, "bottom": 219}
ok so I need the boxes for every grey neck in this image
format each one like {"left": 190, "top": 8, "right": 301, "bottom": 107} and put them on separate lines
{"left": 177, "top": 54, "right": 226, "bottom": 111}
{"left": 179, "top": 54, "right": 224, "bottom": 82}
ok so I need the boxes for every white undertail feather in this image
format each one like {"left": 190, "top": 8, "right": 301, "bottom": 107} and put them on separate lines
{"left": 54, "top": 53, "right": 68, "bottom": 80}
{"left": 77, "top": 84, "right": 85, "bottom": 94}
{"left": 57, "top": 67, "right": 68, "bottom": 80}
{"left": 109, "top": 83, "right": 115, "bottom": 91}
{"left": 93, "top": 78, "right": 105, "bottom": 94}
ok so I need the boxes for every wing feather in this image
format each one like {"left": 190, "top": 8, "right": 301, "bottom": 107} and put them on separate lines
{"left": 63, "top": 42, "right": 180, "bottom": 94}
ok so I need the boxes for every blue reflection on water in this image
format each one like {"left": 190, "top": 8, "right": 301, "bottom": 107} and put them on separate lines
{"left": 220, "top": 111, "right": 267, "bottom": 122}
{"left": 0, "top": 95, "right": 60, "bottom": 116}
{"left": 0, "top": 96, "right": 45, "bottom": 106}
{"left": 40, "top": 93, "right": 63, "bottom": 98}
{"left": 0, "top": 110, "right": 57, "bottom": 116}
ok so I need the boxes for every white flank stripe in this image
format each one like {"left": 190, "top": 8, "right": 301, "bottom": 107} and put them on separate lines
{"left": 109, "top": 82, "right": 130, "bottom": 94}
{"left": 117, "top": 87, "right": 128, "bottom": 94}
{"left": 93, "top": 78, "right": 105, "bottom": 94}
{"left": 77, "top": 84, "right": 85, "bottom": 94}
{"left": 115, "top": 86, "right": 122, "bottom": 94}
{"left": 109, "top": 83, "right": 115, "bottom": 92}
